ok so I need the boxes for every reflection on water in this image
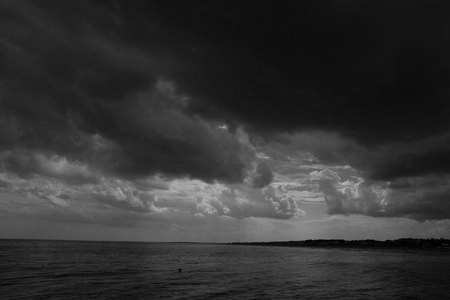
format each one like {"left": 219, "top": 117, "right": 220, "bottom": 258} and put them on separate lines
{"left": 1, "top": 240, "right": 449, "bottom": 299}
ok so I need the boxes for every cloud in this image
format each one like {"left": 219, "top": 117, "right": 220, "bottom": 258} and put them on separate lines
{"left": 265, "top": 131, "right": 450, "bottom": 184}
{"left": 2, "top": 149, "right": 100, "bottom": 185}
{"left": 314, "top": 169, "right": 450, "bottom": 221}
{"left": 146, "top": 1, "right": 450, "bottom": 145}
{"left": 0, "top": 1, "right": 254, "bottom": 184}
{"left": 251, "top": 161, "right": 273, "bottom": 188}
{"left": 0, "top": 163, "right": 303, "bottom": 223}
{"left": 313, "top": 169, "right": 387, "bottom": 216}
{"left": 100, "top": 82, "right": 254, "bottom": 182}
{"left": 147, "top": 177, "right": 303, "bottom": 219}
{"left": 199, "top": 184, "right": 303, "bottom": 219}
{"left": 92, "top": 179, "right": 157, "bottom": 213}
{"left": 1, "top": 0, "right": 450, "bottom": 225}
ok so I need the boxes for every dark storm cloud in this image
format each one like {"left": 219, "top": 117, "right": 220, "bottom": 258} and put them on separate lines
{"left": 0, "top": 0, "right": 252, "bottom": 183}
{"left": 2, "top": 148, "right": 100, "bottom": 185}
{"left": 141, "top": 0, "right": 450, "bottom": 140}
{"left": 251, "top": 161, "right": 273, "bottom": 188}
{"left": 101, "top": 0, "right": 450, "bottom": 181}
{"left": 2, "top": 0, "right": 450, "bottom": 221}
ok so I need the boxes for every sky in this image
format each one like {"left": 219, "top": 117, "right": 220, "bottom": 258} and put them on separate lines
{"left": 1, "top": 0, "right": 450, "bottom": 242}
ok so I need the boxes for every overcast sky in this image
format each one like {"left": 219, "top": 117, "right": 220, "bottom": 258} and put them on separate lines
{"left": 1, "top": 0, "right": 450, "bottom": 242}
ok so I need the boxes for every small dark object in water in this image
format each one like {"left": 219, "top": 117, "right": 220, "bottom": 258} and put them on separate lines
{"left": 178, "top": 268, "right": 182, "bottom": 273}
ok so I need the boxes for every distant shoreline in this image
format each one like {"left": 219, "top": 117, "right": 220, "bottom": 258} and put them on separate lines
{"left": 1, "top": 238, "right": 450, "bottom": 249}
{"left": 229, "top": 238, "right": 450, "bottom": 250}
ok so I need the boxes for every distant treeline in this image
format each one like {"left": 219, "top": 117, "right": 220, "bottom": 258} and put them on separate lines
{"left": 230, "top": 238, "right": 450, "bottom": 249}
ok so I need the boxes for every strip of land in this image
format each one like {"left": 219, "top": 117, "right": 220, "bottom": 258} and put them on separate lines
{"left": 230, "top": 238, "right": 450, "bottom": 249}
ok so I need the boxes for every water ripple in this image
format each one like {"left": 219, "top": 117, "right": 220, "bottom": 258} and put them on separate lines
{"left": 1, "top": 240, "right": 450, "bottom": 299}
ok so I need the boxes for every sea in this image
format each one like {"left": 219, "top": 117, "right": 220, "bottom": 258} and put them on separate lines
{"left": 1, "top": 240, "right": 449, "bottom": 299}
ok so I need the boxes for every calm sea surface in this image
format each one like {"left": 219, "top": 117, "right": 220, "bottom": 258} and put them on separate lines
{"left": 1, "top": 240, "right": 449, "bottom": 299}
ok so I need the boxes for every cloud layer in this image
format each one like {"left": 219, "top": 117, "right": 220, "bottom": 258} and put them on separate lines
{"left": 315, "top": 169, "right": 450, "bottom": 221}
{"left": 1, "top": 1, "right": 450, "bottom": 224}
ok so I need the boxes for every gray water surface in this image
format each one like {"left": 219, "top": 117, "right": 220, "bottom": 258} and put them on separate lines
{"left": 1, "top": 240, "right": 449, "bottom": 299}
